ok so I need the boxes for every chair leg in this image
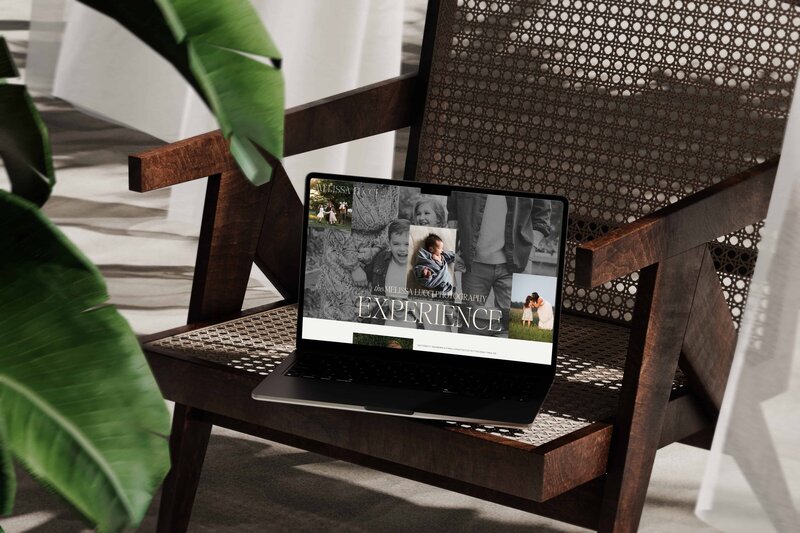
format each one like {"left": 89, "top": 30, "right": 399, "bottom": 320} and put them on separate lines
{"left": 157, "top": 403, "right": 213, "bottom": 533}
{"left": 597, "top": 248, "right": 706, "bottom": 533}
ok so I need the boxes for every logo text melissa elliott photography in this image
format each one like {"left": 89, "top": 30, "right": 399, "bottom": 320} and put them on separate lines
{"left": 315, "top": 182, "right": 352, "bottom": 195}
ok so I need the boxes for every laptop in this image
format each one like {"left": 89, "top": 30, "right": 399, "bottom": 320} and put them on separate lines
{"left": 252, "top": 173, "right": 568, "bottom": 427}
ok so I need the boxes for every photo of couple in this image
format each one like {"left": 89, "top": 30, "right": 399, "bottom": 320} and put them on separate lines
{"left": 445, "top": 191, "right": 560, "bottom": 338}
{"left": 508, "top": 273, "right": 557, "bottom": 343}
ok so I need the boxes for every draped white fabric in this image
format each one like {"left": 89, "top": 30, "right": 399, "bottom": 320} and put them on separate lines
{"left": 696, "top": 71, "right": 800, "bottom": 532}
{"left": 25, "top": 0, "right": 70, "bottom": 94}
{"left": 32, "top": 0, "right": 403, "bottom": 226}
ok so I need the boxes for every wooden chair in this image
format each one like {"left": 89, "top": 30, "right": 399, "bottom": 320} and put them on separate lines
{"left": 131, "top": 1, "right": 797, "bottom": 531}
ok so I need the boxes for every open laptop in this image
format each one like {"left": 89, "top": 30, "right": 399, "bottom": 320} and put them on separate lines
{"left": 252, "top": 174, "right": 568, "bottom": 427}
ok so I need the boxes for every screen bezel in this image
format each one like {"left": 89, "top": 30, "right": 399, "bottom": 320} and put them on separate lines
{"left": 296, "top": 173, "right": 569, "bottom": 378}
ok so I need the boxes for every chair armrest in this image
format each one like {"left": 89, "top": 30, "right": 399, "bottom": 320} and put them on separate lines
{"left": 574, "top": 157, "right": 778, "bottom": 288}
{"left": 129, "top": 72, "right": 418, "bottom": 192}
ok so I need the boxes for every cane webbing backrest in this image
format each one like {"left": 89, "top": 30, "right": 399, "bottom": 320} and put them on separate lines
{"left": 410, "top": 0, "right": 800, "bottom": 325}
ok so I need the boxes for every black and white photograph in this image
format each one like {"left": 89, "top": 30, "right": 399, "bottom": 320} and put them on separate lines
{"left": 447, "top": 192, "right": 563, "bottom": 337}
{"left": 303, "top": 182, "right": 400, "bottom": 322}
{"left": 304, "top": 184, "right": 453, "bottom": 323}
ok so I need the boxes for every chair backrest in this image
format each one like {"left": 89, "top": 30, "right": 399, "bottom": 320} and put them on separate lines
{"left": 407, "top": 0, "right": 800, "bottom": 325}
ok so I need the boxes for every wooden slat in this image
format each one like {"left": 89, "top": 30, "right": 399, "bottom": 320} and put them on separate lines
{"left": 188, "top": 170, "right": 271, "bottom": 323}
{"left": 598, "top": 246, "right": 705, "bottom": 533}
{"left": 283, "top": 72, "right": 417, "bottom": 159}
{"left": 254, "top": 164, "right": 304, "bottom": 300}
{"left": 680, "top": 247, "right": 738, "bottom": 414}
{"left": 129, "top": 73, "right": 418, "bottom": 192}
{"left": 537, "top": 423, "right": 613, "bottom": 501}
{"left": 574, "top": 158, "right": 777, "bottom": 288}
{"left": 402, "top": 0, "right": 443, "bottom": 182}
{"left": 129, "top": 131, "right": 234, "bottom": 193}
{"left": 205, "top": 410, "right": 607, "bottom": 530}
{"left": 678, "top": 428, "right": 715, "bottom": 450}
{"left": 659, "top": 394, "right": 710, "bottom": 448}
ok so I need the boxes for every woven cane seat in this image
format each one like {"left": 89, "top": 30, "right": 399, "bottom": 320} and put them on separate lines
{"left": 148, "top": 304, "right": 685, "bottom": 448}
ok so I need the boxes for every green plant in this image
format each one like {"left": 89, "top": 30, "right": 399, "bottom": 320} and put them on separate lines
{"left": 0, "top": 190, "right": 171, "bottom": 531}
{"left": 0, "top": 0, "right": 284, "bottom": 530}
{"left": 81, "top": 0, "right": 284, "bottom": 185}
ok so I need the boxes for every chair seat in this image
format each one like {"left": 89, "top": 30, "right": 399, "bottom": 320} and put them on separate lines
{"left": 144, "top": 305, "right": 707, "bottom": 504}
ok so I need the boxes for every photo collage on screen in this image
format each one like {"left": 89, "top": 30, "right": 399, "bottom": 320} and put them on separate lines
{"left": 303, "top": 178, "right": 564, "bottom": 356}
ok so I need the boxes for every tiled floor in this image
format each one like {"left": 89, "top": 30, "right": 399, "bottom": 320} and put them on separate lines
{"left": 1, "top": 1, "right": 716, "bottom": 531}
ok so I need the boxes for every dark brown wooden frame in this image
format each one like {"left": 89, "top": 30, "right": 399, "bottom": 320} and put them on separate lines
{"left": 128, "top": 2, "right": 779, "bottom": 530}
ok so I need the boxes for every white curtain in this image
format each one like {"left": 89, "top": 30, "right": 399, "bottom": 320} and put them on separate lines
{"left": 29, "top": 0, "right": 404, "bottom": 227}
{"left": 25, "top": 0, "right": 70, "bottom": 95}
{"left": 696, "top": 71, "right": 800, "bottom": 531}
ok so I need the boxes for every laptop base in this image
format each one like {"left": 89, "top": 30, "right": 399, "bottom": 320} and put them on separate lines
{"left": 253, "top": 353, "right": 549, "bottom": 428}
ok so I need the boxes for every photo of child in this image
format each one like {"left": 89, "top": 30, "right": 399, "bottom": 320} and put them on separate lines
{"left": 308, "top": 178, "right": 354, "bottom": 232}
{"left": 328, "top": 203, "right": 338, "bottom": 225}
{"left": 521, "top": 295, "right": 535, "bottom": 326}
{"left": 405, "top": 226, "right": 458, "bottom": 300}
{"left": 413, "top": 233, "right": 456, "bottom": 294}
{"left": 365, "top": 219, "right": 411, "bottom": 296}
{"left": 508, "top": 273, "right": 558, "bottom": 343}
{"left": 396, "top": 189, "right": 449, "bottom": 228}
{"left": 303, "top": 183, "right": 399, "bottom": 322}
{"left": 361, "top": 219, "right": 421, "bottom": 328}
{"left": 412, "top": 196, "right": 447, "bottom": 227}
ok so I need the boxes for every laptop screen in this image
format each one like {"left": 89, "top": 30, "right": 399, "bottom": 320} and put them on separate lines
{"left": 299, "top": 175, "right": 567, "bottom": 366}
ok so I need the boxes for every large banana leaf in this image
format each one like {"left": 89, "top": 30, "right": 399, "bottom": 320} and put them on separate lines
{"left": 0, "top": 2, "right": 283, "bottom": 527}
{"left": 0, "top": 37, "right": 18, "bottom": 78}
{"left": 0, "top": 420, "right": 13, "bottom": 516}
{"left": 0, "top": 43, "right": 21, "bottom": 514}
{"left": 0, "top": 190, "right": 171, "bottom": 531}
{"left": 0, "top": 37, "right": 55, "bottom": 207}
{"left": 78, "top": 0, "right": 284, "bottom": 185}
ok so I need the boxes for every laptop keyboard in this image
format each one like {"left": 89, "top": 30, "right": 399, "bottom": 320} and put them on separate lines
{"left": 285, "top": 355, "right": 546, "bottom": 402}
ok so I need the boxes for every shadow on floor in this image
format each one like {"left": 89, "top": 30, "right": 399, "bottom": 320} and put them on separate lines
{"left": 6, "top": 428, "right": 584, "bottom": 533}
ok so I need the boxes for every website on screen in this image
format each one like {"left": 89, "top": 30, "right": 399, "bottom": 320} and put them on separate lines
{"left": 301, "top": 178, "right": 564, "bottom": 364}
